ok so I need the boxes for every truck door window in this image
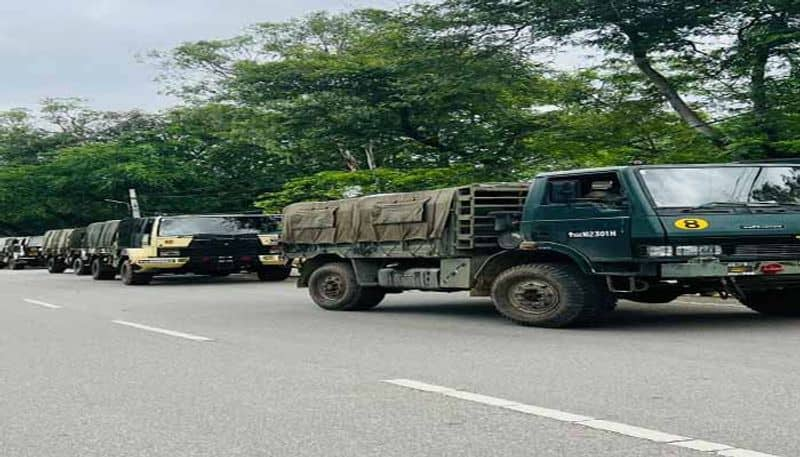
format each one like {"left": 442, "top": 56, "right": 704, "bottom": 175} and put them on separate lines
{"left": 547, "top": 173, "right": 625, "bottom": 207}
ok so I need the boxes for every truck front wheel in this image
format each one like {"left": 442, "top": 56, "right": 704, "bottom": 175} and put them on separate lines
{"left": 47, "top": 258, "right": 66, "bottom": 274}
{"left": 91, "top": 258, "right": 115, "bottom": 280}
{"left": 120, "top": 260, "right": 151, "bottom": 285}
{"left": 308, "top": 262, "right": 385, "bottom": 311}
{"left": 73, "top": 258, "right": 90, "bottom": 275}
{"left": 740, "top": 289, "right": 800, "bottom": 317}
{"left": 491, "top": 263, "right": 615, "bottom": 327}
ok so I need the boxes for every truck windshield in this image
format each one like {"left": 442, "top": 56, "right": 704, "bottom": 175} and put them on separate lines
{"left": 26, "top": 236, "right": 43, "bottom": 247}
{"left": 639, "top": 166, "right": 800, "bottom": 208}
{"left": 158, "top": 216, "right": 280, "bottom": 236}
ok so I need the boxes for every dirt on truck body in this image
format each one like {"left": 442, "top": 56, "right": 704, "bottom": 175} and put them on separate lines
{"left": 284, "top": 163, "right": 800, "bottom": 327}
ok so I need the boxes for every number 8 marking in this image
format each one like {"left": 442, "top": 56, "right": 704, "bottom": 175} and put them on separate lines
{"left": 675, "top": 218, "right": 710, "bottom": 230}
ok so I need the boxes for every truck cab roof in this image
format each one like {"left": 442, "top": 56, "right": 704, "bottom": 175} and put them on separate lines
{"left": 535, "top": 162, "right": 800, "bottom": 178}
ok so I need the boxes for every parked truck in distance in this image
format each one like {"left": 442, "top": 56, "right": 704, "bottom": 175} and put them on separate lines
{"left": 283, "top": 163, "right": 800, "bottom": 327}
{"left": 42, "top": 228, "right": 87, "bottom": 273}
{"left": 83, "top": 214, "right": 290, "bottom": 285}
{"left": 0, "top": 236, "right": 43, "bottom": 269}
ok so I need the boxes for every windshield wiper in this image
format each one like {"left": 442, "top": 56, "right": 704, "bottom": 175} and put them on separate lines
{"left": 682, "top": 202, "right": 749, "bottom": 212}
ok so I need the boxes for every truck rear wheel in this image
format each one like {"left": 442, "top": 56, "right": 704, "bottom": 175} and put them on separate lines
{"left": 308, "top": 262, "right": 384, "bottom": 311}
{"left": 491, "top": 263, "right": 615, "bottom": 327}
{"left": 740, "top": 289, "right": 800, "bottom": 317}
{"left": 257, "top": 266, "right": 292, "bottom": 282}
{"left": 47, "top": 258, "right": 66, "bottom": 274}
{"left": 91, "top": 258, "right": 115, "bottom": 280}
{"left": 120, "top": 260, "right": 151, "bottom": 285}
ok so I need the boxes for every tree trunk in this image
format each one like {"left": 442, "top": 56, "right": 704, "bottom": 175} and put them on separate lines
{"left": 632, "top": 49, "right": 726, "bottom": 148}
{"left": 751, "top": 45, "right": 779, "bottom": 150}
{"left": 338, "top": 147, "right": 359, "bottom": 172}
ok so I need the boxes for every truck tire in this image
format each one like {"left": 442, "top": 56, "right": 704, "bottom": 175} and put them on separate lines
{"left": 120, "top": 260, "right": 151, "bottom": 285}
{"left": 491, "top": 263, "right": 615, "bottom": 327}
{"left": 308, "top": 262, "right": 384, "bottom": 311}
{"left": 47, "top": 258, "right": 66, "bottom": 274}
{"left": 73, "top": 258, "right": 90, "bottom": 276}
{"left": 739, "top": 289, "right": 800, "bottom": 317}
{"left": 257, "top": 266, "right": 292, "bottom": 282}
{"left": 91, "top": 258, "right": 115, "bottom": 280}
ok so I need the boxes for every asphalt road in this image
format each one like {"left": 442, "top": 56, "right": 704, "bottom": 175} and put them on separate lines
{"left": 2, "top": 269, "right": 799, "bottom": 457}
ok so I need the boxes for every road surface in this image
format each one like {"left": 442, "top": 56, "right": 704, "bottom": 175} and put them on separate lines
{"left": 1, "top": 269, "right": 798, "bottom": 457}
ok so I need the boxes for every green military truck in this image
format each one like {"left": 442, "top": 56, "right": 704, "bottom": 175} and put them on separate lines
{"left": 282, "top": 163, "right": 800, "bottom": 327}
{"left": 42, "top": 228, "right": 86, "bottom": 273}
{"left": 83, "top": 214, "right": 290, "bottom": 285}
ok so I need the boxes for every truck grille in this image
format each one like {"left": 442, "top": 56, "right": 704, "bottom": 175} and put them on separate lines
{"left": 733, "top": 244, "right": 800, "bottom": 257}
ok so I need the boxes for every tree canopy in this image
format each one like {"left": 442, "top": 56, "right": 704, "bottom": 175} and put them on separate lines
{"left": 1, "top": 2, "right": 798, "bottom": 234}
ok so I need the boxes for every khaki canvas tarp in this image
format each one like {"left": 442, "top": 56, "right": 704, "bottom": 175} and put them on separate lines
{"left": 86, "top": 220, "right": 120, "bottom": 249}
{"left": 283, "top": 188, "right": 456, "bottom": 244}
{"left": 43, "top": 228, "right": 77, "bottom": 252}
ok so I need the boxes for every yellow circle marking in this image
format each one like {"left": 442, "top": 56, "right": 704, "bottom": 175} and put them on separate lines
{"left": 674, "top": 218, "right": 710, "bottom": 230}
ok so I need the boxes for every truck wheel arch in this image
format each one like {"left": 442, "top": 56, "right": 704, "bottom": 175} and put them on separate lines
{"left": 473, "top": 247, "right": 593, "bottom": 295}
{"left": 297, "top": 254, "right": 347, "bottom": 287}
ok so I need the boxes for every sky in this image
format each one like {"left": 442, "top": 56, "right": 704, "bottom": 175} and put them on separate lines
{"left": 0, "top": 0, "right": 412, "bottom": 112}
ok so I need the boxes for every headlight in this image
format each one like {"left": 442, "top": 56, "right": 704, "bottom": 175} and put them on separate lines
{"left": 675, "top": 245, "right": 722, "bottom": 256}
{"left": 159, "top": 249, "right": 181, "bottom": 257}
{"left": 646, "top": 246, "right": 673, "bottom": 257}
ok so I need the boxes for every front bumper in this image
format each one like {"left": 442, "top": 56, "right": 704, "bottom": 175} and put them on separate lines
{"left": 661, "top": 260, "right": 800, "bottom": 278}
{"left": 135, "top": 257, "right": 190, "bottom": 271}
{"left": 259, "top": 254, "right": 285, "bottom": 266}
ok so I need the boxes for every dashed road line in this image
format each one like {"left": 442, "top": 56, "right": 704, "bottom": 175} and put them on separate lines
{"left": 23, "top": 298, "right": 62, "bottom": 309}
{"left": 383, "top": 379, "right": 781, "bottom": 457}
{"left": 111, "top": 320, "right": 213, "bottom": 342}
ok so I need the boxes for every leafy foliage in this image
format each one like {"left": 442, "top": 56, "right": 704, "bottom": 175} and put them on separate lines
{"left": 0, "top": 3, "right": 798, "bottom": 234}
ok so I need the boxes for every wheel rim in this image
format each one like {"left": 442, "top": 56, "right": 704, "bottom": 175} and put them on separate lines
{"left": 508, "top": 279, "right": 560, "bottom": 315}
{"left": 318, "top": 273, "right": 345, "bottom": 301}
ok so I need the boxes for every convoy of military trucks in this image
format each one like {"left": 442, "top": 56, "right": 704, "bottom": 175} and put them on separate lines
{"left": 5, "top": 162, "right": 800, "bottom": 327}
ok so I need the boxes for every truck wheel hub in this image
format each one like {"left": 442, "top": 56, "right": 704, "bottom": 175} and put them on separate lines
{"left": 510, "top": 280, "right": 559, "bottom": 313}
{"left": 320, "top": 275, "right": 344, "bottom": 299}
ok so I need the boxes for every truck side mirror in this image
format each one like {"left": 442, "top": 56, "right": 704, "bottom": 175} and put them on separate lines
{"left": 550, "top": 180, "right": 579, "bottom": 204}
{"left": 492, "top": 211, "right": 521, "bottom": 232}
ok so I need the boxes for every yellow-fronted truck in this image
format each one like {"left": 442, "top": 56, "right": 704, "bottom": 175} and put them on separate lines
{"left": 86, "top": 214, "right": 290, "bottom": 285}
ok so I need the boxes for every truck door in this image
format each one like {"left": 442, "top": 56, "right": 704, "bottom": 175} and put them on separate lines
{"left": 531, "top": 172, "right": 632, "bottom": 262}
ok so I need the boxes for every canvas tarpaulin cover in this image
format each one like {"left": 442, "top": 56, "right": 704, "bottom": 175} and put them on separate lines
{"left": 86, "top": 220, "right": 121, "bottom": 249}
{"left": 282, "top": 188, "right": 457, "bottom": 244}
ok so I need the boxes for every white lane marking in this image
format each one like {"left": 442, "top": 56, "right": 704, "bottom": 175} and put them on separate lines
{"left": 580, "top": 419, "right": 688, "bottom": 443}
{"left": 718, "top": 450, "right": 782, "bottom": 457}
{"left": 23, "top": 299, "right": 62, "bottom": 309}
{"left": 503, "top": 402, "right": 592, "bottom": 422}
{"left": 111, "top": 320, "right": 213, "bottom": 342}
{"left": 383, "top": 379, "right": 784, "bottom": 457}
{"left": 672, "top": 440, "right": 734, "bottom": 452}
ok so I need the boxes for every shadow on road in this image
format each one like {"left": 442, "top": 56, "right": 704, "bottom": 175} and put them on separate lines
{"left": 374, "top": 300, "right": 800, "bottom": 331}
{"left": 146, "top": 274, "right": 264, "bottom": 286}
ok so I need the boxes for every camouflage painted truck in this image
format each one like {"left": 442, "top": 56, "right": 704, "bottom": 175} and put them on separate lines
{"left": 42, "top": 228, "right": 86, "bottom": 273}
{"left": 282, "top": 163, "right": 800, "bottom": 327}
{"left": 83, "top": 214, "right": 290, "bottom": 285}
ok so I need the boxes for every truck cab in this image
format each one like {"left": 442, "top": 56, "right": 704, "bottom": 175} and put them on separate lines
{"left": 514, "top": 163, "right": 800, "bottom": 314}
{"left": 117, "top": 214, "right": 290, "bottom": 285}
